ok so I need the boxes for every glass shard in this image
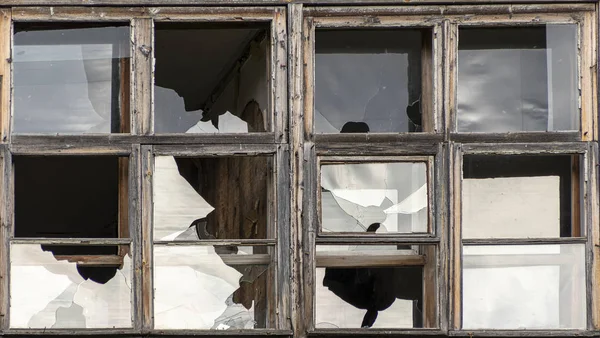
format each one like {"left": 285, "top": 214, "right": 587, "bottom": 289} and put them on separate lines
{"left": 321, "top": 162, "right": 428, "bottom": 233}
{"left": 154, "top": 23, "right": 270, "bottom": 133}
{"left": 10, "top": 244, "right": 132, "bottom": 328}
{"left": 457, "top": 25, "right": 578, "bottom": 132}
{"left": 315, "top": 29, "right": 430, "bottom": 133}
{"left": 462, "top": 244, "right": 586, "bottom": 329}
{"left": 13, "top": 24, "right": 130, "bottom": 134}
{"left": 153, "top": 245, "right": 272, "bottom": 329}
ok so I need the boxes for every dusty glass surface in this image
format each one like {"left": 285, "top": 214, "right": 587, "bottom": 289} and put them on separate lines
{"left": 10, "top": 244, "right": 132, "bottom": 328}
{"left": 462, "top": 244, "right": 586, "bottom": 329}
{"left": 462, "top": 155, "right": 579, "bottom": 238}
{"left": 14, "top": 156, "right": 121, "bottom": 238}
{"left": 316, "top": 245, "right": 432, "bottom": 328}
{"left": 154, "top": 23, "right": 270, "bottom": 133}
{"left": 13, "top": 24, "right": 130, "bottom": 134}
{"left": 153, "top": 156, "right": 272, "bottom": 240}
{"left": 320, "top": 162, "right": 428, "bottom": 233}
{"left": 154, "top": 245, "right": 272, "bottom": 329}
{"left": 315, "top": 29, "right": 428, "bottom": 133}
{"left": 457, "top": 25, "right": 578, "bottom": 132}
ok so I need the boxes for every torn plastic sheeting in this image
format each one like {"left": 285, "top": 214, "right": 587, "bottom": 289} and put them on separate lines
{"left": 154, "top": 245, "right": 243, "bottom": 329}
{"left": 10, "top": 244, "right": 132, "bottom": 328}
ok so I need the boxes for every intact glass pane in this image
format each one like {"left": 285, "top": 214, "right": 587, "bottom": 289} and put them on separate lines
{"left": 13, "top": 24, "right": 131, "bottom": 134}
{"left": 152, "top": 155, "right": 273, "bottom": 240}
{"left": 457, "top": 25, "right": 578, "bottom": 132}
{"left": 154, "top": 245, "right": 273, "bottom": 329}
{"left": 316, "top": 244, "right": 436, "bottom": 328}
{"left": 315, "top": 29, "right": 431, "bottom": 133}
{"left": 462, "top": 244, "right": 586, "bottom": 329}
{"left": 462, "top": 155, "right": 581, "bottom": 239}
{"left": 320, "top": 162, "right": 428, "bottom": 233}
{"left": 10, "top": 244, "right": 132, "bottom": 328}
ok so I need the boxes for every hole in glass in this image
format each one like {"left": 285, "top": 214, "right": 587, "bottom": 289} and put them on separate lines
{"left": 13, "top": 23, "right": 131, "bottom": 134}
{"left": 457, "top": 25, "right": 578, "bottom": 132}
{"left": 315, "top": 29, "right": 433, "bottom": 133}
{"left": 153, "top": 155, "right": 273, "bottom": 240}
{"left": 154, "top": 23, "right": 270, "bottom": 133}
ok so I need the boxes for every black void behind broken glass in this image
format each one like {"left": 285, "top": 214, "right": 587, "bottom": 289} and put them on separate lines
{"left": 315, "top": 29, "right": 432, "bottom": 133}
{"left": 457, "top": 25, "right": 578, "bottom": 132}
{"left": 13, "top": 23, "right": 131, "bottom": 134}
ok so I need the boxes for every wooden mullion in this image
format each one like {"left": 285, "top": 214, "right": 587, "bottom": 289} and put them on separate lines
{"left": 436, "top": 142, "right": 449, "bottom": 332}
{"left": 446, "top": 22, "right": 457, "bottom": 135}
{"left": 462, "top": 237, "right": 588, "bottom": 245}
{"left": 315, "top": 142, "right": 440, "bottom": 156}
{"left": 314, "top": 133, "right": 444, "bottom": 143}
{"left": 153, "top": 144, "right": 277, "bottom": 156}
{"left": 316, "top": 236, "right": 439, "bottom": 245}
{"left": 149, "top": 7, "right": 276, "bottom": 21}
{"left": 10, "top": 238, "right": 132, "bottom": 245}
{"left": 153, "top": 239, "right": 276, "bottom": 246}
{"left": 450, "top": 132, "right": 582, "bottom": 144}
{"left": 11, "top": 7, "right": 144, "bottom": 20}
{"left": 449, "top": 143, "right": 462, "bottom": 330}
{"left": 130, "top": 144, "right": 142, "bottom": 330}
{"left": 0, "top": 145, "right": 12, "bottom": 329}
{"left": 461, "top": 142, "right": 589, "bottom": 155}
{"left": 0, "top": 9, "right": 10, "bottom": 144}
{"left": 8, "top": 144, "right": 132, "bottom": 156}
{"left": 132, "top": 18, "right": 153, "bottom": 135}
{"left": 140, "top": 144, "right": 153, "bottom": 330}
{"left": 273, "top": 6, "right": 288, "bottom": 143}
{"left": 316, "top": 252, "right": 426, "bottom": 268}
{"left": 275, "top": 144, "right": 291, "bottom": 328}
{"left": 587, "top": 142, "right": 600, "bottom": 329}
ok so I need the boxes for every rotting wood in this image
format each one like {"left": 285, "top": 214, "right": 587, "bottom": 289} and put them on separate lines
{"left": 450, "top": 132, "right": 581, "bottom": 143}
{"left": 8, "top": 144, "right": 132, "bottom": 156}
{"left": 275, "top": 145, "right": 291, "bottom": 328}
{"left": 153, "top": 239, "right": 276, "bottom": 246}
{"left": 449, "top": 143, "right": 461, "bottom": 330}
{"left": 581, "top": 11, "right": 597, "bottom": 142}
{"left": 421, "top": 28, "right": 434, "bottom": 134}
{"left": 315, "top": 142, "right": 439, "bottom": 156}
{"left": 460, "top": 142, "right": 589, "bottom": 155}
{"left": 462, "top": 237, "right": 588, "bottom": 245}
{"left": 10, "top": 238, "right": 132, "bottom": 245}
{"left": 588, "top": 143, "right": 600, "bottom": 329}
{"left": 316, "top": 236, "right": 439, "bottom": 245}
{"left": 0, "top": 0, "right": 596, "bottom": 5}
{"left": 422, "top": 245, "right": 437, "bottom": 328}
{"left": 0, "top": 146, "right": 10, "bottom": 329}
{"left": 149, "top": 6, "right": 277, "bottom": 21}
{"left": 273, "top": 7, "right": 288, "bottom": 144}
{"left": 153, "top": 144, "right": 277, "bottom": 156}
{"left": 140, "top": 145, "right": 153, "bottom": 330}
{"left": 129, "top": 144, "right": 143, "bottom": 330}
{"left": 314, "top": 133, "right": 444, "bottom": 143}
{"left": 437, "top": 143, "right": 449, "bottom": 332}
{"left": 0, "top": 10, "right": 10, "bottom": 144}
{"left": 11, "top": 7, "right": 145, "bottom": 21}
{"left": 132, "top": 18, "right": 153, "bottom": 135}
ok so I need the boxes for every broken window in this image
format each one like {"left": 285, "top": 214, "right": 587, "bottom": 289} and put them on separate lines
{"left": 13, "top": 23, "right": 131, "bottom": 134}
{"left": 154, "top": 23, "right": 270, "bottom": 133}
{"left": 154, "top": 245, "right": 273, "bottom": 329}
{"left": 315, "top": 29, "right": 433, "bottom": 133}
{"left": 10, "top": 243, "right": 132, "bottom": 328}
{"left": 14, "top": 156, "right": 125, "bottom": 238}
{"left": 320, "top": 161, "right": 429, "bottom": 234}
{"left": 457, "top": 25, "right": 578, "bottom": 132}
{"left": 316, "top": 244, "right": 436, "bottom": 329}
{"left": 462, "top": 244, "right": 586, "bottom": 329}
{"left": 462, "top": 155, "right": 581, "bottom": 238}
{"left": 153, "top": 155, "right": 273, "bottom": 241}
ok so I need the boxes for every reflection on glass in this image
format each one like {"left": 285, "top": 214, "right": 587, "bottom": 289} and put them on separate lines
{"left": 13, "top": 24, "right": 130, "bottom": 134}
{"left": 153, "top": 155, "right": 272, "bottom": 240}
{"left": 462, "top": 244, "right": 586, "bottom": 329}
{"left": 321, "top": 162, "right": 428, "bottom": 233}
{"left": 316, "top": 245, "right": 432, "bottom": 328}
{"left": 10, "top": 244, "right": 132, "bottom": 328}
{"left": 14, "top": 156, "right": 121, "bottom": 238}
{"left": 457, "top": 25, "right": 578, "bottom": 132}
{"left": 154, "top": 245, "right": 272, "bottom": 329}
{"left": 315, "top": 29, "right": 429, "bottom": 133}
{"left": 154, "top": 23, "right": 270, "bottom": 133}
{"left": 462, "top": 155, "right": 579, "bottom": 238}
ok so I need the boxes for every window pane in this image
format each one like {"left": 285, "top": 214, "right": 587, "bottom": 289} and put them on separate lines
{"left": 13, "top": 24, "right": 131, "bottom": 134}
{"left": 154, "top": 23, "right": 270, "bottom": 133}
{"left": 316, "top": 244, "right": 436, "bottom": 328}
{"left": 15, "top": 156, "right": 126, "bottom": 238}
{"left": 462, "top": 244, "right": 586, "bottom": 329}
{"left": 462, "top": 155, "right": 580, "bottom": 238}
{"left": 320, "top": 162, "right": 428, "bottom": 233}
{"left": 154, "top": 245, "right": 273, "bottom": 329}
{"left": 10, "top": 244, "right": 132, "bottom": 328}
{"left": 153, "top": 156, "right": 273, "bottom": 240}
{"left": 315, "top": 29, "right": 432, "bottom": 133}
{"left": 457, "top": 25, "right": 578, "bottom": 132}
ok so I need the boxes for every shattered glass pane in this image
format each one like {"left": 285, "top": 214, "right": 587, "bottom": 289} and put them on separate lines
{"left": 457, "top": 25, "right": 578, "bottom": 132}
{"left": 315, "top": 29, "right": 428, "bottom": 133}
{"left": 321, "top": 162, "right": 428, "bottom": 233}
{"left": 154, "top": 245, "right": 272, "bottom": 329}
{"left": 462, "top": 155, "right": 579, "bottom": 238}
{"left": 316, "top": 245, "right": 432, "bottom": 328}
{"left": 154, "top": 23, "right": 270, "bottom": 133}
{"left": 153, "top": 156, "right": 272, "bottom": 240}
{"left": 462, "top": 244, "right": 586, "bottom": 329}
{"left": 10, "top": 244, "right": 132, "bottom": 328}
{"left": 15, "top": 156, "right": 122, "bottom": 238}
{"left": 13, "top": 24, "right": 131, "bottom": 134}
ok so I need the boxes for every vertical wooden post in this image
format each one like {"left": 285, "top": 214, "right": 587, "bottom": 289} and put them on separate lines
{"left": 0, "top": 9, "right": 11, "bottom": 143}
